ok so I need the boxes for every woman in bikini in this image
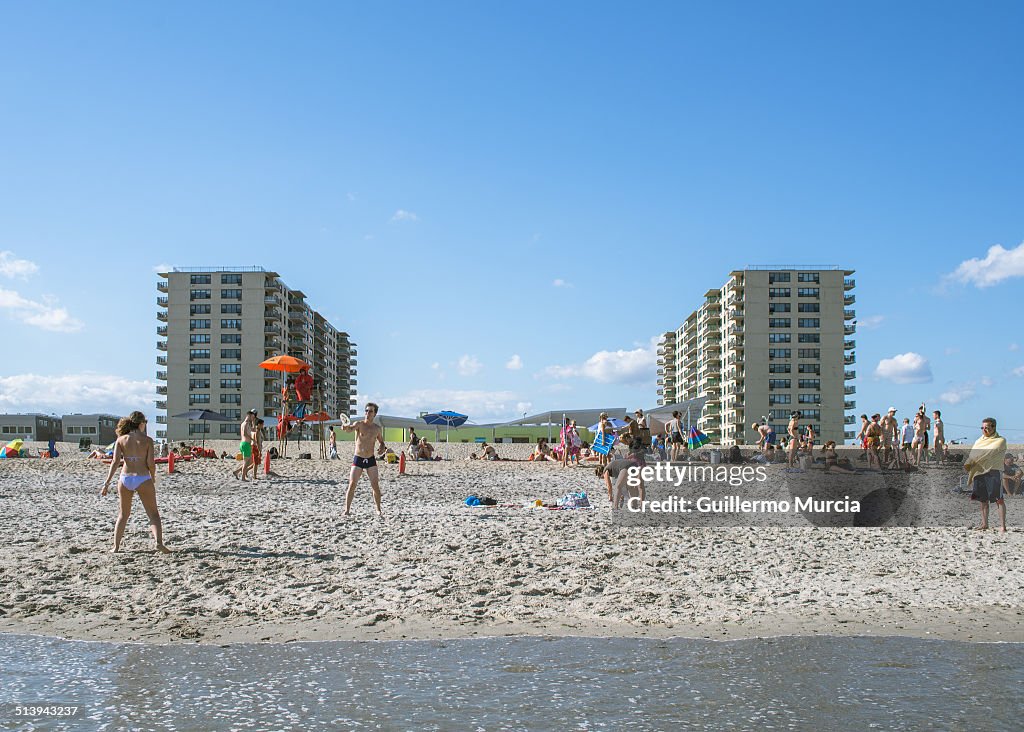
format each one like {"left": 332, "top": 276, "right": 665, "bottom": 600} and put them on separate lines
{"left": 101, "top": 411, "right": 170, "bottom": 553}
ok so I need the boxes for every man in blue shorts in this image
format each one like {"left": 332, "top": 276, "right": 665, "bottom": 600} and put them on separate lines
{"left": 341, "top": 402, "right": 387, "bottom": 517}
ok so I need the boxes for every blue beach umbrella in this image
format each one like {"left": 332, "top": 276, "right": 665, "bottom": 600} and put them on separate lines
{"left": 421, "top": 411, "right": 469, "bottom": 457}
{"left": 588, "top": 418, "right": 627, "bottom": 432}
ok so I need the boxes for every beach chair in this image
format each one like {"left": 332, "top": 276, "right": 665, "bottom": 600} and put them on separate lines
{"left": 78, "top": 437, "right": 92, "bottom": 452}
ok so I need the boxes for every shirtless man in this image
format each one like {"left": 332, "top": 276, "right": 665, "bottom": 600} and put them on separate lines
{"left": 232, "top": 409, "right": 258, "bottom": 481}
{"left": 933, "top": 410, "right": 945, "bottom": 464}
{"left": 752, "top": 421, "right": 776, "bottom": 459}
{"left": 880, "top": 407, "right": 899, "bottom": 466}
{"left": 342, "top": 402, "right": 387, "bottom": 516}
{"left": 787, "top": 411, "right": 801, "bottom": 468}
{"left": 913, "top": 408, "right": 931, "bottom": 466}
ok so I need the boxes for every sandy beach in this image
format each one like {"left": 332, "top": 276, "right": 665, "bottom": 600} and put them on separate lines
{"left": 1, "top": 440, "right": 1022, "bottom": 644}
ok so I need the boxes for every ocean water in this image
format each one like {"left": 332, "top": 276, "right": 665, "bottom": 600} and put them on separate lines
{"left": 1, "top": 634, "right": 1021, "bottom": 731}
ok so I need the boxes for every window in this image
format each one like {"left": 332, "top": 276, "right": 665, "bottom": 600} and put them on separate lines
{"left": 221, "top": 304, "right": 242, "bottom": 314}
{"left": 769, "top": 394, "right": 792, "bottom": 405}
{"left": 769, "top": 379, "right": 791, "bottom": 390}
{"left": 769, "top": 302, "right": 791, "bottom": 313}
{"left": 798, "top": 348, "right": 820, "bottom": 359}
{"left": 190, "top": 289, "right": 211, "bottom": 300}
{"left": 189, "top": 394, "right": 211, "bottom": 405}
{"left": 221, "top": 349, "right": 242, "bottom": 360}
{"left": 189, "top": 349, "right": 211, "bottom": 359}
{"left": 220, "top": 409, "right": 241, "bottom": 420}
{"left": 189, "top": 379, "right": 211, "bottom": 389}
{"left": 190, "top": 274, "right": 212, "bottom": 284}
{"left": 768, "top": 333, "right": 791, "bottom": 343}
{"left": 220, "top": 379, "right": 242, "bottom": 389}
{"left": 768, "top": 348, "right": 791, "bottom": 359}
{"left": 189, "top": 319, "right": 211, "bottom": 330}
{"left": 798, "top": 318, "right": 820, "bottom": 328}
{"left": 797, "top": 272, "right": 819, "bottom": 283}
{"left": 799, "top": 379, "right": 821, "bottom": 389}
{"left": 769, "top": 288, "right": 791, "bottom": 298}
{"left": 769, "top": 318, "right": 791, "bottom": 328}
{"left": 769, "top": 272, "right": 791, "bottom": 283}
{"left": 801, "top": 409, "right": 821, "bottom": 420}
{"left": 220, "top": 364, "right": 242, "bottom": 374}
{"left": 797, "top": 303, "right": 820, "bottom": 313}
{"left": 799, "top": 394, "right": 821, "bottom": 404}
{"left": 768, "top": 363, "right": 791, "bottom": 374}
{"left": 769, "top": 409, "right": 790, "bottom": 420}
{"left": 221, "top": 319, "right": 242, "bottom": 330}
{"left": 190, "top": 304, "right": 211, "bottom": 315}
{"left": 797, "top": 287, "right": 819, "bottom": 298}
{"left": 221, "top": 334, "right": 242, "bottom": 344}
{"left": 190, "top": 334, "right": 211, "bottom": 344}
{"left": 798, "top": 363, "right": 820, "bottom": 374}
{"left": 189, "top": 363, "right": 211, "bottom": 374}
{"left": 221, "top": 289, "right": 242, "bottom": 300}
{"left": 189, "top": 423, "right": 211, "bottom": 434}
{"left": 220, "top": 423, "right": 237, "bottom": 434}
{"left": 221, "top": 393, "right": 242, "bottom": 404}
{"left": 798, "top": 333, "right": 820, "bottom": 343}
{"left": 221, "top": 274, "right": 243, "bottom": 285}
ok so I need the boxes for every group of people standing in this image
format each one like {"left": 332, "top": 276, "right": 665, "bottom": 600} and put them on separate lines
{"left": 856, "top": 405, "right": 945, "bottom": 470}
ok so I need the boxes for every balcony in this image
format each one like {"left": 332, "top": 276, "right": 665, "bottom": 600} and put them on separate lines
{"left": 844, "top": 354, "right": 855, "bottom": 365}
{"left": 845, "top": 294, "right": 855, "bottom": 306}
{"left": 264, "top": 325, "right": 281, "bottom": 334}
{"left": 844, "top": 278, "right": 855, "bottom": 290}
{"left": 845, "top": 400, "right": 856, "bottom": 409}
{"left": 845, "top": 386, "right": 856, "bottom": 395}
{"left": 156, "top": 401, "right": 167, "bottom": 410}
{"left": 350, "top": 379, "right": 357, "bottom": 386}
{"left": 157, "top": 310, "right": 168, "bottom": 322}
{"left": 156, "top": 415, "right": 167, "bottom": 424}
{"left": 157, "top": 355, "right": 167, "bottom": 366}
{"left": 730, "top": 309, "right": 744, "bottom": 319}
{"left": 157, "top": 325, "right": 168, "bottom": 336}
{"left": 157, "top": 340, "right": 167, "bottom": 351}
{"left": 844, "top": 325, "right": 856, "bottom": 335}
{"left": 265, "top": 337, "right": 281, "bottom": 348}
{"left": 156, "top": 385, "right": 167, "bottom": 395}
{"left": 265, "top": 309, "right": 281, "bottom": 319}
{"left": 844, "top": 415, "right": 856, "bottom": 425}
{"left": 844, "top": 340, "right": 855, "bottom": 350}
{"left": 154, "top": 371, "right": 166, "bottom": 381}
{"left": 156, "top": 430, "right": 166, "bottom": 439}
{"left": 843, "top": 309, "right": 855, "bottom": 320}
{"left": 844, "top": 430, "right": 856, "bottom": 439}
{"left": 157, "top": 281, "right": 168, "bottom": 292}
{"left": 845, "top": 370, "right": 856, "bottom": 380}
{"left": 264, "top": 296, "right": 282, "bottom": 306}
{"left": 157, "top": 296, "right": 168, "bottom": 307}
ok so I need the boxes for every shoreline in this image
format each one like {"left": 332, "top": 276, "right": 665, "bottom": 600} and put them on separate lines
{"left": 2, "top": 606, "right": 1023, "bottom": 645}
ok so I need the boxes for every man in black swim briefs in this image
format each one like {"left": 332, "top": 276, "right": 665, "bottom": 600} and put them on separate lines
{"left": 342, "top": 402, "right": 387, "bottom": 516}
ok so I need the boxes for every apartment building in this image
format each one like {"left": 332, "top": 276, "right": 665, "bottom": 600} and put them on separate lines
{"left": 0, "top": 414, "right": 63, "bottom": 442}
{"left": 62, "top": 414, "right": 119, "bottom": 445}
{"left": 156, "top": 267, "right": 357, "bottom": 441}
{"left": 657, "top": 267, "right": 856, "bottom": 446}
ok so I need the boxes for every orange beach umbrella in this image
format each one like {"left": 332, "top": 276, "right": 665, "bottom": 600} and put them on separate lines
{"left": 259, "top": 355, "right": 310, "bottom": 373}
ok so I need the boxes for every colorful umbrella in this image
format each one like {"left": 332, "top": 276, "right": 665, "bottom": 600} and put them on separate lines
{"left": 687, "top": 426, "right": 710, "bottom": 450}
{"left": 170, "top": 409, "right": 233, "bottom": 448}
{"left": 422, "top": 411, "right": 468, "bottom": 458}
{"left": 259, "top": 355, "right": 310, "bottom": 373}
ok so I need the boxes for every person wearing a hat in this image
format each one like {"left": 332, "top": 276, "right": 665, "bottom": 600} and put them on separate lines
{"left": 881, "top": 407, "right": 900, "bottom": 466}
{"left": 232, "top": 409, "right": 259, "bottom": 481}
{"left": 597, "top": 412, "right": 613, "bottom": 468}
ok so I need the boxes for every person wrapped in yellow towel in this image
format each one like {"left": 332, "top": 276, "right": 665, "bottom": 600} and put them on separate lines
{"left": 964, "top": 417, "right": 1008, "bottom": 531}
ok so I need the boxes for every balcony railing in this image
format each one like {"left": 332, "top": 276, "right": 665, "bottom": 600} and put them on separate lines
{"left": 843, "top": 309, "right": 855, "bottom": 320}
{"left": 157, "top": 310, "right": 168, "bottom": 322}
{"left": 156, "top": 400, "right": 167, "bottom": 410}
{"left": 845, "top": 370, "right": 856, "bottom": 380}
{"left": 157, "top": 356, "right": 167, "bottom": 366}
{"left": 845, "top": 294, "right": 855, "bottom": 306}
{"left": 844, "top": 278, "right": 855, "bottom": 289}
{"left": 845, "top": 386, "right": 856, "bottom": 395}
{"left": 844, "top": 354, "right": 855, "bottom": 365}
{"left": 157, "top": 325, "right": 168, "bottom": 336}
{"left": 844, "top": 325, "right": 856, "bottom": 335}
{"left": 845, "top": 400, "right": 856, "bottom": 409}
{"left": 844, "top": 415, "right": 856, "bottom": 424}
{"left": 157, "top": 281, "right": 168, "bottom": 292}
{"left": 157, "top": 296, "right": 168, "bottom": 307}
{"left": 844, "top": 340, "right": 855, "bottom": 350}
{"left": 157, "top": 340, "right": 167, "bottom": 351}
{"left": 156, "top": 386, "right": 167, "bottom": 395}
{"left": 156, "top": 415, "right": 167, "bottom": 424}
{"left": 156, "top": 370, "right": 167, "bottom": 380}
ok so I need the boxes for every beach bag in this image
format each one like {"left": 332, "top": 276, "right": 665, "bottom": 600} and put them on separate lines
{"left": 570, "top": 430, "right": 582, "bottom": 449}
{"left": 557, "top": 491, "right": 590, "bottom": 509}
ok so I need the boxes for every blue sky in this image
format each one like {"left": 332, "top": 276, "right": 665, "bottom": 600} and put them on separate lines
{"left": 0, "top": 1, "right": 1022, "bottom": 441}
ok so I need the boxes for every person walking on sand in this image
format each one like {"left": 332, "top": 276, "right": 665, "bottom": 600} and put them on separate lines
{"left": 881, "top": 407, "right": 899, "bottom": 466}
{"left": 913, "top": 407, "right": 931, "bottom": 467}
{"left": 342, "top": 402, "right": 387, "bottom": 516}
{"left": 560, "top": 416, "right": 573, "bottom": 468}
{"left": 787, "top": 411, "right": 801, "bottom": 468}
{"left": 329, "top": 426, "right": 339, "bottom": 460}
{"left": 856, "top": 414, "right": 870, "bottom": 460}
{"left": 965, "top": 417, "right": 1008, "bottom": 531}
{"left": 933, "top": 410, "right": 945, "bottom": 464}
{"left": 865, "top": 414, "right": 884, "bottom": 470}
{"left": 232, "top": 409, "right": 258, "bottom": 481}
{"left": 100, "top": 412, "right": 169, "bottom": 553}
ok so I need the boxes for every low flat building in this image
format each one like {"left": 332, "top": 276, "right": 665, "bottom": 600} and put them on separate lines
{"left": 0, "top": 414, "right": 63, "bottom": 442}
{"left": 61, "top": 414, "right": 119, "bottom": 445}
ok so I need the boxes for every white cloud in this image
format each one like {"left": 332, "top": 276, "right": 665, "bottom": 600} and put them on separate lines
{"left": 939, "top": 386, "right": 976, "bottom": 405}
{"left": 552, "top": 279, "right": 573, "bottom": 288}
{"left": 0, "top": 288, "right": 83, "bottom": 332}
{"left": 947, "top": 241, "right": 1024, "bottom": 288}
{"left": 980, "top": 376, "right": 994, "bottom": 387}
{"left": 541, "top": 341, "right": 657, "bottom": 385}
{"left": 456, "top": 355, "right": 482, "bottom": 376}
{"left": 505, "top": 354, "right": 523, "bottom": 370}
{"left": 515, "top": 401, "right": 533, "bottom": 416}
{"left": 0, "top": 373, "right": 156, "bottom": 415}
{"left": 361, "top": 389, "right": 525, "bottom": 423}
{"left": 857, "top": 315, "right": 885, "bottom": 330}
{"left": 1013, "top": 366, "right": 1024, "bottom": 378}
{"left": 874, "top": 352, "right": 933, "bottom": 384}
{"left": 0, "top": 251, "right": 40, "bottom": 279}
{"left": 152, "top": 263, "right": 173, "bottom": 273}
{"left": 391, "top": 209, "right": 419, "bottom": 222}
